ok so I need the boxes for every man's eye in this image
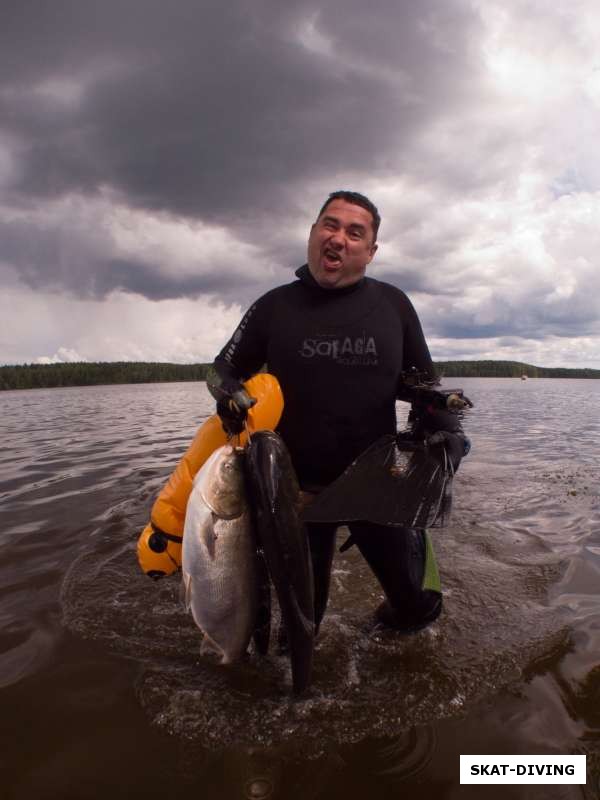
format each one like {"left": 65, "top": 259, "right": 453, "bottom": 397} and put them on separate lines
{"left": 349, "top": 230, "right": 362, "bottom": 239}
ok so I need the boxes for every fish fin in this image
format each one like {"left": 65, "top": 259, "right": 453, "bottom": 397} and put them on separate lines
{"left": 200, "top": 634, "right": 226, "bottom": 662}
{"left": 201, "top": 515, "right": 218, "bottom": 560}
{"left": 181, "top": 571, "right": 193, "bottom": 611}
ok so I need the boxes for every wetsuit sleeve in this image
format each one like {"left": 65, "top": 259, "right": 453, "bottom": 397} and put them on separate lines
{"left": 400, "top": 292, "right": 436, "bottom": 381}
{"left": 207, "top": 293, "right": 272, "bottom": 396}
{"left": 381, "top": 286, "right": 435, "bottom": 390}
{"left": 389, "top": 286, "right": 470, "bottom": 466}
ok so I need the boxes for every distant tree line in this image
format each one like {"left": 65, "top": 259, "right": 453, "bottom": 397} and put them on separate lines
{"left": 0, "top": 362, "right": 211, "bottom": 390}
{"left": 1, "top": 359, "right": 599, "bottom": 391}
{"left": 436, "top": 360, "right": 600, "bottom": 379}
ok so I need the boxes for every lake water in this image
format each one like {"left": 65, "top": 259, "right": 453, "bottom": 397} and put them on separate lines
{"left": 1, "top": 378, "right": 599, "bottom": 799}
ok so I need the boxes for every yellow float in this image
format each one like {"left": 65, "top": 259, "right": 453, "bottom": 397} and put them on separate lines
{"left": 137, "top": 373, "right": 284, "bottom": 578}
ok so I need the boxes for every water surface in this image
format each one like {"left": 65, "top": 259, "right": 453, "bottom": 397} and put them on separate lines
{"left": 1, "top": 378, "right": 599, "bottom": 798}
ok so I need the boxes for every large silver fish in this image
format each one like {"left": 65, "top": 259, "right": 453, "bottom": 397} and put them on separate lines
{"left": 181, "top": 444, "right": 259, "bottom": 663}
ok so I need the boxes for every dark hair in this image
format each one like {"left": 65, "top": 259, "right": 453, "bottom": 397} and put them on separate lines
{"left": 316, "top": 190, "right": 381, "bottom": 242}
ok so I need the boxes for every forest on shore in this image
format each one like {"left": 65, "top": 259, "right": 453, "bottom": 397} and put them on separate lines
{"left": 434, "top": 360, "right": 600, "bottom": 379}
{"left": 0, "top": 362, "right": 210, "bottom": 390}
{"left": 1, "top": 359, "right": 599, "bottom": 391}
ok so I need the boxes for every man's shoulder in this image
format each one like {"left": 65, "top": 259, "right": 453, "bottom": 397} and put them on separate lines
{"left": 249, "top": 274, "right": 303, "bottom": 306}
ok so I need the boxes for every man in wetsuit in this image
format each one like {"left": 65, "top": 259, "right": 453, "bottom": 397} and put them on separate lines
{"left": 207, "top": 190, "right": 468, "bottom": 633}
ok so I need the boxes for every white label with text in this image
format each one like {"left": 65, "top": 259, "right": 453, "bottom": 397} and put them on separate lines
{"left": 460, "top": 755, "right": 586, "bottom": 784}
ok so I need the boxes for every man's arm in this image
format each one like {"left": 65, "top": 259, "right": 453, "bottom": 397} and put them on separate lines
{"left": 399, "top": 291, "right": 437, "bottom": 383}
{"left": 392, "top": 288, "right": 471, "bottom": 468}
{"left": 206, "top": 295, "right": 272, "bottom": 434}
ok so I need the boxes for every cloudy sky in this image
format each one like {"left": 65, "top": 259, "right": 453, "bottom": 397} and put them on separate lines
{"left": 2, "top": 0, "right": 600, "bottom": 368}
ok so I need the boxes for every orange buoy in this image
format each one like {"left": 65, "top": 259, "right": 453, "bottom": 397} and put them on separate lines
{"left": 137, "top": 373, "right": 284, "bottom": 578}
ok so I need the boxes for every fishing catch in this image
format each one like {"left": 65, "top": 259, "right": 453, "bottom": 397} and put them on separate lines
{"left": 181, "top": 431, "right": 315, "bottom": 694}
{"left": 245, "top": 431, "right": 315, "bottom": 695}
{"left": 181, "top": 444, "right": 259, "bottom": 664}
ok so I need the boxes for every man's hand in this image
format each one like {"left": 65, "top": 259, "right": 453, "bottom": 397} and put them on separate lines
{"left": 206, "top": 368, "right": 258, "bottom": 436}
{"left": 215, "top": 382, "right": 257, "bottom": 436}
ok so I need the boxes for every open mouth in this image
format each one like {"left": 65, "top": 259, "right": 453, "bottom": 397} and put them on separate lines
{"left": 323, "top": 248, "right": 342, "bottom": 268}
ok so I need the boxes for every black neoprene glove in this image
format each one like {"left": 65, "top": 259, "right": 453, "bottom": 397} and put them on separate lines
{"left": 409, "top": 407, "right": 471, "bottom": 471}
{"left": 209, "top": 375, "right": 257, "bottom": 436}
{"left": 425, "top": 429, "right": 469, "bottom": 470}
{"left": 216, "top": 394, "right": 255, "bottom": 435}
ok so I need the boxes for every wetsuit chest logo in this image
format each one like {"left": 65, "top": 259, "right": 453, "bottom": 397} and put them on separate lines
{"left": 299, "top": 333, "right": 378, "bottom": 366}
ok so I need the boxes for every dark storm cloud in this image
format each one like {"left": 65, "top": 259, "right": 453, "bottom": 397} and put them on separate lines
{"left": 3, "top": 1, "right": 598, "bottom": 367}
{"left": 0, "top": 0, "right": 486, "bottom": 308}
{"left": 95, "top": 259, "right": 263, "bottom": 300}
{"left": 425, "top": 297, "right": 600, "bottom": 341}
{"left": 0, "top": 216, "right": 266, "bottom": 301}
{"left": 1, "top": 1, "right": 484, "bottom": 240}
{"left": 375, "top": 268, "right": 465, "bottom": 297}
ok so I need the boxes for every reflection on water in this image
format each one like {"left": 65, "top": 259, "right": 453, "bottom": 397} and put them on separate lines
{"left": 1, "top": 378, "right": 599, "bottom": 797}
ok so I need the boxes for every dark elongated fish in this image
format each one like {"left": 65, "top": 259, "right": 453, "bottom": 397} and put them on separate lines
{"left": 245, "top": 431, "right": 315, "bottom": 694}
{"left": 251, "top": 547, "right": 271, "bottom": 656}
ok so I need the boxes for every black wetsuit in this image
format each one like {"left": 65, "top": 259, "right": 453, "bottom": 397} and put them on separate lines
{"left": 212, "top": 264, "right": 444, "bottom": 631}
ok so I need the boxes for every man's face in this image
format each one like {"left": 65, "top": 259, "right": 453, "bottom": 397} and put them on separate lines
{"left": 307, "top": 199, "right": 378, "bottom": 289}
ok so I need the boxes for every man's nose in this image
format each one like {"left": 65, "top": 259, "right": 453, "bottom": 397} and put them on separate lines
{"left": 329, "top": 230, "right": 345, "bottom": 248}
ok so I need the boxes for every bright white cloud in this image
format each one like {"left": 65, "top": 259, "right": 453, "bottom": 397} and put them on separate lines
{"left": 430, "top": 333, "right": 600, "bottom": 370}
{"left": 107, "top": 202, "right": 269, "bottom": 281}
{"left": 0, "top": 283, "right": 244, "bottom": 365}
{"left": 36, "top": 347, "right": 85, "bottom": 364}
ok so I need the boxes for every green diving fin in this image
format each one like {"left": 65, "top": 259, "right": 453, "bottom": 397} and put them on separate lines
{"left": 301, "top": 434, "right": 453, "bottom": 529}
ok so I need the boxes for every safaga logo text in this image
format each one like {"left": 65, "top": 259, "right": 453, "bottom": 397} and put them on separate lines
{"left": 299, "top": 335, "right": 378, "bottom": 366}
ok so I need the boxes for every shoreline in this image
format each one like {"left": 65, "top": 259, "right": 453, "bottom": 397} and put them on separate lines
{"left": 2, "top": 359, "right": 600, "bottom": 391}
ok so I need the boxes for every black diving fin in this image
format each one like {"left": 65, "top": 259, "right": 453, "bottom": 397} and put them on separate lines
{"left": 301, "top": 434, "right": 453, "bottom": 529}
